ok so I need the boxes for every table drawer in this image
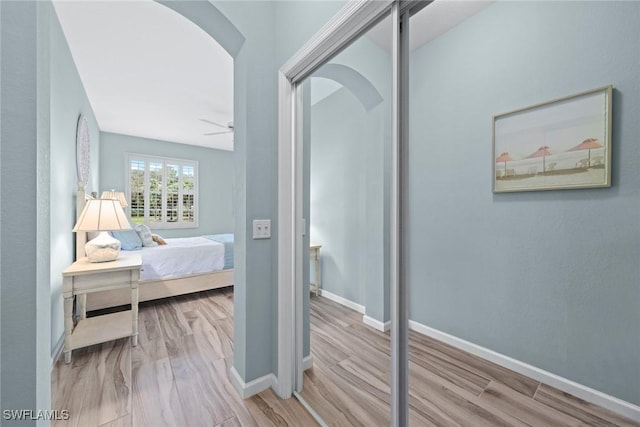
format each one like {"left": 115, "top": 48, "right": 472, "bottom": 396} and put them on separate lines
{"left": 73, "top": 270, "right": 133, "bottom": 292}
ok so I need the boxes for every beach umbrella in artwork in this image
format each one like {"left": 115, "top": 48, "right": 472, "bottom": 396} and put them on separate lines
{"left": 526, "top": 146, "right": 552, "bottom": 173}
{"left": 569, "top": 138, "right": 603, "bottom": 167}
{"left": 495, "top": 152, "right": 513, "bottom": 176}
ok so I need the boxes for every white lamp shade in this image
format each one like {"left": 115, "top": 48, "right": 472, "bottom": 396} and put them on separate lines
{"left": 100, "top": 190, "right": 128, "bottom": 207}
{"left": 73, "top": 199, "right": 131, "bottom": 232}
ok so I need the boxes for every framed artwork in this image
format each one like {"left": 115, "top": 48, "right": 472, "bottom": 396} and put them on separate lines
{"left": 493, "top": 85, "right": 612, "bottom": 193}
{"left": 76, "top": 114, "right": 91, "bottom": 189}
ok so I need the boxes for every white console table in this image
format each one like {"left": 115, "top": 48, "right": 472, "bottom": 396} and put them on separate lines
{"left": 62, "top": 253, "right": 142, "bottom": 363}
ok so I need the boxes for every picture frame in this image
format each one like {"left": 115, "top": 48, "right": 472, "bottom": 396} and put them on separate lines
{"left": 493, "top": 85, "right": 612, "bottom": 193}
{"left": 76, "top": 114, "right": 91, "bottom": 189}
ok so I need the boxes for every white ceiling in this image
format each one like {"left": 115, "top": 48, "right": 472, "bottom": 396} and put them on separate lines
{"left": 367, "top": 0, "right": 494, "bottom": 52}
{"left": 53, "top": 0, "right": 491, "bottom": 151}
{"left": 53, "top": 0, "right": 234, "bottom": 151}
{"left": 312, "top": 0, "right": 493, "bottom": 106}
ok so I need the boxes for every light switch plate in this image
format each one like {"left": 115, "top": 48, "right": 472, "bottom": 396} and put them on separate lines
{"left": 253, "top": 219, "right": 271, "bottom": 239}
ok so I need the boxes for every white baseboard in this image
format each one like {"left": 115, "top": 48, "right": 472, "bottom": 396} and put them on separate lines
{"left": 50, "top": 333, "right": 65, "bottom": 369}
{"left": 303, "top": 354, "right": 314, "bottom": 371}
{"left": 362, "top": 315, "right": 390, "bottom": 332}
{"left": 318, "top": 289, "right": 365, "bottom": 313}
{"left": 229, "top": 366, "right": 276, "bottom": 399}
{"left": 317, "top": 290, "right": 389, "bottom": 332}
{"left": 408, "top": 320, "right": 640, "bottom": 422}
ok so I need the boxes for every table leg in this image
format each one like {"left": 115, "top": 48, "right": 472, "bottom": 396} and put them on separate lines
{"left": 77, "top": 294, "right": 87, "bottom": 320}
{"left": 315, "top": 256, "right": 321, "bottom": 297}
{"left": 63, "top": 295, "right": 74, "bottom": 364}
{"left": 131, "top": 282, "right": 139, "bottom": 347}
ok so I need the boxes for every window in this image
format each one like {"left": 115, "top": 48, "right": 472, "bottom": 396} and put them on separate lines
{"left": 126, "top": 154, "right": 198, "bottom": 228}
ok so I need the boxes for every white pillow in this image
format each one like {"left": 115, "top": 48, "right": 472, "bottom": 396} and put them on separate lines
{"left": 134, "top": 224, "right": 157, "bottom": 247}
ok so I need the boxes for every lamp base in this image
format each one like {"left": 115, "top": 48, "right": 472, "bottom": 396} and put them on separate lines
{"left": 85, "top": 231, "right": 121, "bottom": 262}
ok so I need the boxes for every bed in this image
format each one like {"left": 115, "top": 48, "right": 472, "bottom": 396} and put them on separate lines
{"left": 75, "top": 187, "right": 234, "bottom": 312}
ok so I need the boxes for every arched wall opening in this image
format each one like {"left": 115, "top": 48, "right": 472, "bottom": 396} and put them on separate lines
{"left": 154, "top": 1, "right": 256, "bottom": 390}
{"left": 156, "top": 1, "right": 283, "bottom": 395}
{"left": 311, "top": 63, "right": 383, "bottom": 111}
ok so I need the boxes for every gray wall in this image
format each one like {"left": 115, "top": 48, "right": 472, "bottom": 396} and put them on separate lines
{"left": 99, "top": 132, "right": 233, "bottom": 239}
{"left": 158, "top": 0, "right": 269, "bottom": 383}
{"left": 1, "top": 1, "right": 51, "bottom": 421}
{"left": 409, "top": 1, "right": 640, "bottom": 405}
{"left": 309, "top": 31, "right": 391, "bottom": 325}
{"left": 309, "top": 86, "right": 388, "bottom": 320}
{"left": 212, "top": 0, "right": 280, "bottom": 381}
{"left": 274, "top": 1, "right": 345, "bottom": 68}
{"left": 50, "top": 6, "right": 101, "bottom": 357}
{"left": 311, "top": 88, "right": 370, "bottom": 305}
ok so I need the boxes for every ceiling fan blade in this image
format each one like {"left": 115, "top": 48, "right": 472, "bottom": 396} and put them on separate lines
{"left": 199, "top": 118, "right": 229, "bottom": 129}
{"left": 204, "top": 130, "right": 233, "bottom": 136}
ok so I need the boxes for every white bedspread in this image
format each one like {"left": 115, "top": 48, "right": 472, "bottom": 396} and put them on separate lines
{"left": 133, "top": 236, "right": 225, "bottom": 282}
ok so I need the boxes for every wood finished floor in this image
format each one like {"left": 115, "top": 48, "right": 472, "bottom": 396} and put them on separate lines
{"left": 52, "top": 289, "right": 639, "bottom": 427}
{"left": 303, "top": 295, "right": 640, "bottom": 427}
{"left": 51, "top": 287, "right": 318, "bottom": 427}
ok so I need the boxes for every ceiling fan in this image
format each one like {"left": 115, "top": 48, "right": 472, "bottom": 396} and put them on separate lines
{"left": 200, "top": 118, "right": 234, "bottom": 135}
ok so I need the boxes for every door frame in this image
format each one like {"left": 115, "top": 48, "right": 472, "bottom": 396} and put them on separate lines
{"left": 276, "top": 1, "right": 429, "bottom": 425}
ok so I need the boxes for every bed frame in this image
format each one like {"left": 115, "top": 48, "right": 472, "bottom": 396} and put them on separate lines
{"left": 76, "top": 186, "right": 234, "bottom": 311}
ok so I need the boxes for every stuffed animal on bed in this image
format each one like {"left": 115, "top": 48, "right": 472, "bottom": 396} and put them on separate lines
{"left": 152, "top": 234, "right": 167, "bottom": 245}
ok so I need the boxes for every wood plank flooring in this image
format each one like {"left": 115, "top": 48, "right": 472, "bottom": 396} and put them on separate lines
{"left": 51, "top": 287, "right": 318, "bottom": 427}
{"left": 302, "top": 295, "right": 640, "bottom": 427}
{"left": 52, "top": 288, "right": 639, "bottom": 426}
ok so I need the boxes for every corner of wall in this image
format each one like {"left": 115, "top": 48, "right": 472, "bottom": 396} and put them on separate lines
{"left": 229, "top": 365, "right": 275, "bottom": 399}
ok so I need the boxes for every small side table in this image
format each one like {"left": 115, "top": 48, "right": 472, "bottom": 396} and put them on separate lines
{"left": 310, "top": 243, "right": 322, "bottom": 296}
{"left": 62, "top": 253, "right": 142, "bottom": 364}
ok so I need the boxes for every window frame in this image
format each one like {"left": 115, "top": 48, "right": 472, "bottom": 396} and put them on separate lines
{"left": 125, "top": 153, "right": 199, "bottom": 229}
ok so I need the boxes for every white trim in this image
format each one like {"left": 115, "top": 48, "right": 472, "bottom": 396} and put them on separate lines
{"left": 229, "top": 366, "right": 276, "bottom": 399}
{"left": 408, "top": 320, "right": 640, "bottom": 422}
{"left": 281, "top": 1, "right": 393, "bottom": 84}
{"left": 50, "top": 333, "right": 65, "bottom": 369}
{"left": 318, "top": 289, "right": 365, "bottom": 314}
{"left": 277, "top": 70, "right": 295, "bottom": 399}
{"left": 303, "top": 355, "right": 314, "bottom": 371}
{"left": 316, "top": 291, "right": 390, "bottom": 332}
{"left": 363, "top": 315, "right": 391, "bottom": 332}
{"left": 294, "top": 83, "right": 305, "bottom": 394}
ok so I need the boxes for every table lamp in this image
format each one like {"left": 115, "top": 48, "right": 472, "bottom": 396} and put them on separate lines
{"left": 73, "top": 199, "right": 131, "bottom": 262}
{"left": 100, "top": 190, "right": 128, "bottom": 207}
